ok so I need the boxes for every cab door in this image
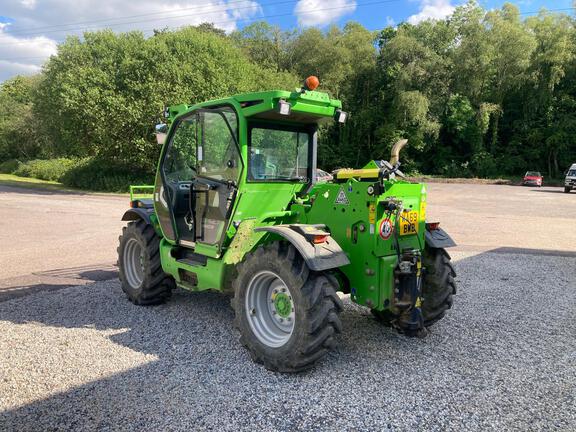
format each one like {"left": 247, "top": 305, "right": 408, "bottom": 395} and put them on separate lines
{"left": 154, "top": 112, "right": 198, "bottom": 244}
{"left": 192, "top": 107, "right": 242, "bottom": 251}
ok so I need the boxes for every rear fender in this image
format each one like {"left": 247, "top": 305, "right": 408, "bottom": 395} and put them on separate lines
{"left": 121, "top": 207, "right": 154, "bottom": 224}
{"left": 254, "top": 224, "right": 350, "bottom": 272}
{"left": 425, "top": 227, "right": 456, "bottom": 249}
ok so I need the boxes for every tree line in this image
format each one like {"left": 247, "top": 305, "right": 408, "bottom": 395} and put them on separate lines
{"left": 1, "top": 1, "right": 575, "bottom": 188}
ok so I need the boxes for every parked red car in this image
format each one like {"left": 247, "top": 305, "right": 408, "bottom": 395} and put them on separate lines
{"left": 522, "top": 171, "right": 543, "bottom": 187}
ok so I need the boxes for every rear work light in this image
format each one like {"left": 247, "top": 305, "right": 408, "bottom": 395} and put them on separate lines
{"left": 335, "top": 109, "right": 348, "bottom": 124}
{"left": 278, "top": 100, "right": 292, "bottom": 116}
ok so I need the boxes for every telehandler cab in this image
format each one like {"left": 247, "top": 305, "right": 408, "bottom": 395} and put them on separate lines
{"left": 118, "top": 77, "right": 457, "bottom": 372}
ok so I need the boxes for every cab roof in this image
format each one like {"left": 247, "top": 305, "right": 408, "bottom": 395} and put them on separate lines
{"left": 166, "top": 89, "right": 343, "bottom": 125}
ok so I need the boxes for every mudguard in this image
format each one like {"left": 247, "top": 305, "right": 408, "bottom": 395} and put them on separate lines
{"left": 254, "top": 224, "right": 350, "bottom": 272}
{"left": 425, "top": 227, "right": 456, "bottom": 249}
{"left": 121, "top": 207, "right": 154, "bottom": 224}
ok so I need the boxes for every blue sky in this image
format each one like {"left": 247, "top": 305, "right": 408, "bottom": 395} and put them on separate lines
{"left": 261, "top": 0, "right": 574, "bottom": 30}
{"left": 0, "top": 0, "right": 574, "bottom": 82}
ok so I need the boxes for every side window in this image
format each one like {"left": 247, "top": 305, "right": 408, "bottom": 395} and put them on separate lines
{"left": 198, "top": 108, "right": 240, "bottom": 182}
{"left": 163, "top": 116, "right": 197, "bottom": 183}
{"left": 249, "top": 127, "right": 309, "bottom": 181}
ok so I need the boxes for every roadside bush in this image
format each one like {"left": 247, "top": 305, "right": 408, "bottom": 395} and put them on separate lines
{"left": 471, "top": 151, "right": 498, "bottom": 178}
{"left": 13, "top": 158, "right": 80, "bottom": 181}
{"left": 0, "top": 159, "right": 21, "bottom": 173}
{"left": 440, "top": 160, "right": 473, "bottom": 178}
{"left": 61, "top": 158, "right": 154, "bottom": 192}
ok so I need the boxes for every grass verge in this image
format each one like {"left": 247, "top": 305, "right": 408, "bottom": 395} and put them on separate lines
{"left": 0, "top": 173, "right": 67, "bottom": 189}
{"left": 0, "top": 174, "right": 126, "bottom": 195}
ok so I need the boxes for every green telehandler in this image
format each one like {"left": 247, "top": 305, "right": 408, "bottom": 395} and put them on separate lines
{"left": 117, "top": 77, "right": 457, "bottom": 372}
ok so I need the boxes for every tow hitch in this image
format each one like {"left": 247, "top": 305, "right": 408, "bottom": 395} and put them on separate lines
{"left": 393, "top": 250, "right": 426, "bottom": 336}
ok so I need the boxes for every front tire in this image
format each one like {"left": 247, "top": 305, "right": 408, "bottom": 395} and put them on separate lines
{"left": 232, "top": 242, "right": 343, "bottom": 372}
{"left": 372, "top": 246, "right": 456, "bottom": 333}
{"left": 117, "top": 219, "right": 174, "bottom": 305}
{"left": 565, "top": 187, "right": 571, "bottom": 193}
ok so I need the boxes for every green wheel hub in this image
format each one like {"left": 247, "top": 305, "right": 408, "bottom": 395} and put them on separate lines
{"left": 274, "top": 292, "right": 292, "bottom": 318}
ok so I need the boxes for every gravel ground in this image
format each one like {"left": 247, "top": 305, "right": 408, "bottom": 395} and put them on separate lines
{"left": 1, "top": 250, "right": 575, "bottom": 431}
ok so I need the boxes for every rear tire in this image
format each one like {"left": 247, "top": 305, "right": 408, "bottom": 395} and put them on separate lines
{"left": 232, "top": 242, "right": 343, "bottom": 372}
{"left": 372, "top": 246, "right": 456, "bottom": 333}
{"left": 565, "top": 187, "right": 571, "bottom": 193}
{"left": 419, "top": 247, "right": 457, "bottom": 326}
{"left": 117, "top": 219, "right": 174, "bottom": 305}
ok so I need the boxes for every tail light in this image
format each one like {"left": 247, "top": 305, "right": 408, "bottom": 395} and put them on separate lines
{"left": 313, "top": 234, "right": 328, "bottom": 244}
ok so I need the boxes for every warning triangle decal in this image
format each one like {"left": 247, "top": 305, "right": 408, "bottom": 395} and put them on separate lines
{"left": 334, "top": 187, "right": 350, "bottom": 205}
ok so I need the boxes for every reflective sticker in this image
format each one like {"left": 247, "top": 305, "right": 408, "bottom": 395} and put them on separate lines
{"left": 420, "top": 201, "right": 427, "bottom": 221}
{"left": 379, "top": 218, "right": 393, "bottom": 240}
{"left": 335, "top": 187, "right": 350, "bottom": 205}
{"left": 368, "top": 203, "right": 376, "bottom": 224}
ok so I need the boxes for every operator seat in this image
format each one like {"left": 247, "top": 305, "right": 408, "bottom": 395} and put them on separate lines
{"left": 251, "top": 153, "right": 266, "bottom": 180}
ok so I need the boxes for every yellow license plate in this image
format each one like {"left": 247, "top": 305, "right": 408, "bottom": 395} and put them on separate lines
{"left": 399, "top": 210, "right": 419, "bottom": 235}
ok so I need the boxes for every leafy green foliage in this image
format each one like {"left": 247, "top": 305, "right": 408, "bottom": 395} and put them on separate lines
{"left": 0, "top": 76, "right": 46, "bottom": 162}
{"left": 0, "top": 159, "right": 21, "bottom": 174}
{"left": 60, "top": 158, "right": 153, "bottom": 192}
{"left": 33, "top": 26, "right": 288, "bottom": 172}
{"left": 13, "top": 158, "right": 80, "bottom": 182}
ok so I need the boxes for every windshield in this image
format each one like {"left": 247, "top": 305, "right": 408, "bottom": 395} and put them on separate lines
{"left": 567, "top": 170, "right": 576, "bottom": 177}
{"left": 248, "top": 126, "right": 310, "bottom": 181}
{"left": 525, "top": 171, "right": 541, "bottom": 177}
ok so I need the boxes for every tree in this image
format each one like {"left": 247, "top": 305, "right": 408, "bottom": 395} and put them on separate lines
{"left": 0, "top": 75, "right": 45, "bottom": 161}
{"left": 34, "top": 26, "right": 297, "bottom": 170}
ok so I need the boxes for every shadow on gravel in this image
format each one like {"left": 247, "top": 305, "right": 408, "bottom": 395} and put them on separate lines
{"left": 489, "top": 246, "right": 576, "bottom": 258}
{"left": 0, "top": 265, "right": 118, "bottom": 302}
{"left": 1, "top": 248, "right": 575, "bottom": 431}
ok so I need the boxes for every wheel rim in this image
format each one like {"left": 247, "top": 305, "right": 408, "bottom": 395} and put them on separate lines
{"left": 123, "top": 238, "right": 145, "bottom": 289}
{"left": 245, "top": 270, "right": 295, "bottom": 348}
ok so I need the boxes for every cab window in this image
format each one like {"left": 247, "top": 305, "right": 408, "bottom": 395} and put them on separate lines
{"left": 163, "top": 115, "right": 197, "bottom": 183}
{"left": 248, "top": 125, "right": 310, "bottom": 181}
{"left": 198, "top": 108, "right": 240, "bottom": 182}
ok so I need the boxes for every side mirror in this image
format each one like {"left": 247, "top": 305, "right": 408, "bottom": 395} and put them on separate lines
{"left": 155, "top": 123, "right": 168, "bottom": 145}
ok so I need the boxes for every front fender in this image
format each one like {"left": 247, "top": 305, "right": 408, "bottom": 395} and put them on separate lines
{"left": 255, "top": 224, "right": 350, "bottom": 272}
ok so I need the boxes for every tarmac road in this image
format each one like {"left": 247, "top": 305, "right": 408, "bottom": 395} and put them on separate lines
{"left": 0, "top": 185, "right": 125, "bottom": 301}
{"left": 0, "top": 182, "right": 575, "bottom": 431}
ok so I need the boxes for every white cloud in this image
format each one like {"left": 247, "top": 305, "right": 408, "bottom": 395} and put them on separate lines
{"left": 0, "top": 23, "right": 57, "bottom": 82}
{"left": 407, "top": 0, "right": 455, "bottom": 25}
{"left": 20, "top": 0, "right": 37, "bottom": 10}
{"left": 294, "top": 0, "right": 356, "bottom": 27}
{"left": 0, "top": 0, "right": 263, "bottom": 82}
